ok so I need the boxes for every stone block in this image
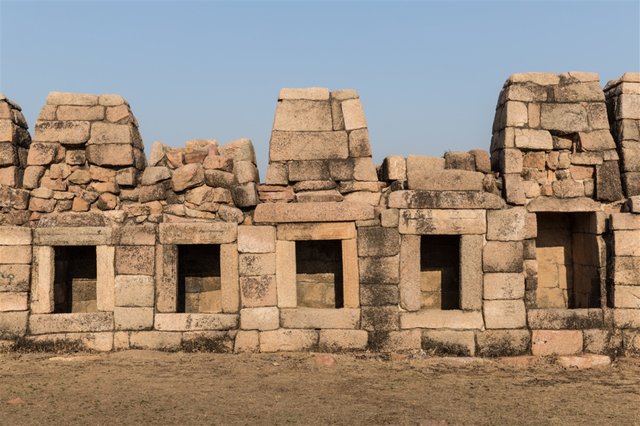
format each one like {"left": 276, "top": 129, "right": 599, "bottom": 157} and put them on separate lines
{"left": 381, "top": 156, "right": 406, "bottom": 181}
{"left": 159, "top": 222, "right": 236, "bottom": 244}
{"left": 407, "top": 168, "right": 484, "bottom": 191}
{"left": 234, "top": 160, "right": 259, "bottom": 184}
{"left": 483, "top": 241, "right": 523, "bottom": 272}
{"left": 129, "top": 331, "right": 182, "bottom": 350}
{"left": 280, "top": 308, "right": 360, "bottom": 329}
{"left": 239, "top": 253, "right": 276, "bottom": 276}
{"left": 531, "top": 330, "right": 583, "bottom": 356}
{"left": 460, "top": 235, "right": 483, "bottom": 310}
{"left": 0, "top": 226, "right": 31, "bottom": 245}
{"left": 578, "top": 130, "right": 616, "bottom": 151}
{"left": 0, "top": 264, "right": 30, "bottom": 292}
{"left": 221, "top": 138, "right": 256, "bottom": 163}
{"left": 0, "top": 246, "right": 32, "bottom": 265}
{"left": 34, "top": 227, "right": 112, "bottom": 246}
{"left": 615, "top": 230, "right": 640, "bottom": 256}
{"left": 0, "top": 311, "right": 28, "bottom": 337}
{"left": 348, "top": 128, "right": 371, "bottom": 157}
{"left": 232, "top": 182, "right": 259, "bottom": 207}
{"left": 374, "top": 330, "right": 422, "bottom": 352}
{"left": 483, "top": 300, "right": 526, "bottom": 329}
{"left": 328, "top": 158, "right": 355, "bottom": 180}
{"left": 115, "top": 246, "right": 155, "bottom": 276}
{"left": 483, "top": 273, "right": 525, "bottom": 300}
{"left": 273, "top": 100, "right": 332, "bottom": 131}
{"left": 254, "top": 201, "right": 374, "bottom": 223}
{"left": 220, "top": 243, "right": 240, "bottom": 313}
{"left": 525, "top": 196, "right": 601, "bottom": 212}
{"left": 399, "top": 209, "right": 486, "bottom": 235}
{"left": 353, "top": 157, "right": 377, "bottom": 181}
{"left": 612, "top": 256, "right": 640, "bottom": 285}
{"left": 47, "top": 92, "right": 98, "bottom": 106}
{"left": 114, "top": 307, "right": 154, "bottom": 331}
{"left": 360, "top": 284, "right": 399, "bottom": 306}
{"left": 288, "top": 160, "right": 329, "bottom": 181}
{"left": 154, "top": 313, "right": 237, "bottom": 331}
{"left": 381, "top": 209, "right": 399, "bottom": 228}
{"left": 259, "top": 329, "right": 318, "bottom": 352}
{"left": 400, "top": 310, "right": 484, "bottom": 330}
{"left": 357, "top": 227, "right": 400, "bottom": 257}
{"left": 86, "top": 144, "right": 133, "bottom": 166}
{"left": 276, "top": 240, "right": 296, "bottom": 308}
{"left": 0, "top": 292, "right": 28, "bottom": 311}
{"left": 388, "top": 190, "right": 504, "bottom": 210}
{"left": 89, "top": 122, "right": 132, "bottom": 144}
{"left": 596, "top": 161, "right": 624, "bottom": 201}
{"left": 540, "top": 103, "right": 589, "bottom": 132}
{"left": 399, "top": 235, "right": 421, "bottom": 311}
{"left": 583, "top": 329, "right": 623, "bottom": 355}
{"left": 361, "top": 306, "right": 399, "bottom": 331}
{"left": 615, "top": 286, "right": 640, "bottom": 308}
{"left": 113, "top": 224, "right": 156, "bottom": 245}
{"left": 171, "top": 163, "right": 204, "bottom": 192}
{"left": 421, "top": 330, "right": 476, "bottom": 356}
{"left": 26, "top": 142, "right": 58, "bottom": 165}
{"left": 341, "top": 98, "right": 367, "bottom": 130}
{"left": 277, "top": 222, "right": 355, "bottom": 241}
{"left": 240, "top": 307, "right": 279, "bottom": 330}
{"left": 141, "top": 166, "right": 171, "bottom": 185}
{"left": 269, "top": 131, "right": 348, "bottom": 161}
{"left": 29, "top": 312, "right": 114, "bottom": 334}
{"left": 486, "top": 207, "right": 527, "bottom": 241}
{"left": 234, "top": 330, "right": 260, "bottom": 353}
{"left": 34, "top": 120, "right": 91, "bottom": 144}
{"left": 527, "top": 309, "right": 604, "bottom": 330}
{"left": 240, "top": 275, "right": 277, "bottom": 308}
{"left": 359, "top": 255, "right": 399, "bottom": 284}
{"left": 501, "top": 149, "right": 523, "bottom": 174}
{"left": 279, "top": 87, "right": 330, "bottom": 100}
{"left": 476, "top": 330, "right": 531, "bottom": 357}
{"left": 114, "top": 275, "right": 154, "bottom": 307}
{"left": 318, "top": 329, "right": 368, "bottom": 352}
{"left": 237, "top": 225, "right": 276, "bottom": 253}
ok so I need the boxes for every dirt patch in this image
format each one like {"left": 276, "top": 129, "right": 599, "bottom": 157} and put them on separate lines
{"left": 0, "top": 351, "right": 639, "bottom": 425}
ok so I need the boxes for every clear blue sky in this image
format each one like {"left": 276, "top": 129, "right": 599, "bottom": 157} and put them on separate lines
{"left": 1, "top": 1, "right": 639, "bottom": 175}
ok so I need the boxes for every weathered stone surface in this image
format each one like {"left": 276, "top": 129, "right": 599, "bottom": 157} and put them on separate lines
{"left": 357, "top": 227, "right": 400, "bottom": 257}
{"left": 476, "top": 330, "right": 531, "bottom": 357}
{"left": 86, "top": 144, "right": 133, "bottom": 166}
{"left": 159, "top": 222, "right": 236, "bottom": 244}
{"left": 114, "top": 307, "right": 154, "bottom": 331}
{"left": 359, "top": 256, "right": 399, "bottom": 284}
{"left": 360, "top": 306, "right": 399, "bottom": 331}
{"left": 540, "top": 104, "right": 589, "bottom": 132}
{"left": 483, "top": 241, "right": 523, "bottom": 273}
{"left": 172, "top": 164, "right": 204, "bottom": 192}
{"left": 421, "top": 330, "right": 476, "bottom": 356}
{"left": 234, "top": 330, "right": 259, "bottom": 353}
{"left": 381, "top": 156, "right": 406, "bottom": 181}
{"left": 400, "top": 310, "right": 484, "bottom": 330}
{"left": 615, "top": 230, "right": 640, "bottom": 256}
{"left": 279, "top": 87, "right": 330, "bottom": 101}
{"left": 460, "top": 235, "right": 483, "bottom": 310}
{"left": 0, "top": 226, "right": 31, "bottom": 245}
{"left": 486, "top": 207, "right": 527, "bottom": 241}
{"left": 34, "top": 227, "right": 111, "bottom": 245}
{"left": 240, "top": 275, "right": 277, "bottom": 308}
{"left": 277, "top": 222, "right": 355, "bottom": 241}
{"left": 273, "top": 100, "right": 332, "bottom": 131}
{"left": 129, "top": 331, "right": 181, "bottom": 350}
{"left": 399, "top": 209, "right": 486, "bottom": 235}
{"left": 388, "top": 190, "right": 504, "bottom": 210}
{"left": 280, "top": 308, "right": 360, "bottom": 329}
{"left": 527, "top": 309, "right": 604, "bottom": 329}
{"left": 0, "top": 311, "right": 28, "bottom": 337}
{"left": 29, "top": 312, "right": 114, "bottom": 334}
{"left": 615, "top": 286, "right": 640, "bottom": 308}
{"left": 240, "top": 307, "right": 279, "bottom": 331}
{"left": 484, "top": 273, "right": 525, "bottom": 300}
{"left": 47, "top": 92, "right": 98, "bottom": 106}
{"left": 270, "top": 131, "right": 348, "bottom": 161}
{"left": 154, "top": 313, "right": 237, "bottom": 331}
{"left": 408, "top": 168, "right": 484, "bottom": 191}
{"left": 596, "top": 161, "right": 623, "bottom": 201}
{"left": 526, "top": 197, "right": 602, "bottom": 212}
{"left": 531, "top": 330, "right": 583, "bottom": 356}
{"left": 612, "top": 256, "right": 640, "bottom": 285}
{"left": 341, "top": 98, "right": 367, "bottom": 130}
{"left": 0, "top": 264, "right": 30, "bottom": 292}
{"left": 319, "top": 329, "right": 368, "bottom": 351}
{"left": 348, "top": 128, "right": 371, "bottom": 157}
{"left": 239, "top": 253, "right": 276, "bottom": 276}
{"left": 260, "top": 329, "right": 318, "bottom": 352}
{"left": 483, "top": 300, "right": 526, "bottom": 329}
{"left": 34, "top": 120, "right": 91, "bottom": 144}
{"left": 0, "top": 292, "right": 28, "bottom": 311}
{"left": 114, "top": 275, "right": 154, "bottom": 307}
{"left": 232, "top": 182, "right": 259, "bottom": 207}
{"left": 141, "top": 166, "right": 171, "bottom": 185}
{"left": 254, "top": 202, "right": 374, "bottom": 223}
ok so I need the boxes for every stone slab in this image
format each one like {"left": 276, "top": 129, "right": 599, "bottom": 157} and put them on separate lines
{"left": 259, "top": 329, "right": 318, "bottom": 352}
{"left": 29, "top": 312, "right": 114, "bottom": 334}
{"left": 269, "top": 131, "right": 348, "bottom": 161}
{"left": 159, "top": 222, "right": 237, "bottom": 244}
{"left": 33, "top": 227, "right": 112, "bottom": 245}
{"left": 388, "top": 190, "right": 504, "bottom": 210}
{"left": 254, "top": 202, "right": 374, "bottom": 223}
{"left": 399, "top": 209, "right": 486, "bottom": 235}
{"left": 280, "top": 308, "right": 360, "bottom": 329}
{"left": 154, "top": 313, "right": 238, "bottom": 331}
{"left": 400, "top": 310, "right": 484, "bottom": 330}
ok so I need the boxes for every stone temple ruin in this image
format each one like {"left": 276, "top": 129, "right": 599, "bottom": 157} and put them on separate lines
{"left": 0, "top": 72, "right": 639, "bottom": 356}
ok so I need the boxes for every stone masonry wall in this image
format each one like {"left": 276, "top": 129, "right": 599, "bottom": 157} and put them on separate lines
{"left": 0, "top": 72, "right": 639, "bottom": 356}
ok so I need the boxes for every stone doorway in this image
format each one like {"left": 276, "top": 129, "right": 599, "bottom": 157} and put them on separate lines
{"left": 420, "top": 235, "right": 461, "bottom": 310}
{"left": 53, "top": 246, "right": 97, "bottom": 313}
{"left": 177, "top": 244, "right": 222, "bottom": 313}
{"left": 295, "top": 240, "right": 344, "bottom": 309}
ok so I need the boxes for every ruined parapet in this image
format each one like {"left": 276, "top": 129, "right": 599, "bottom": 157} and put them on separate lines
{"left": 263, "top": 88, "right": 381, "bottom": 205}
{"left": 492, "top": 72, "right": 623, "bottom": 205}
{"left": 604, "top": 72, "right": 640, "bottom": 197}
{"left": 0, "top": 95, "right": 31, "bottom": 225}
{"left": 140, "top": 138, "right": 254, "bottom": 223}
{"left": 25, "top": 92, "right": 145, "bottom": 217}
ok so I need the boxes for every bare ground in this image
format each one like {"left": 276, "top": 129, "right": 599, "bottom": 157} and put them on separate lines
{"left": 0, "top": 350, "right": 639, "bottom": 425}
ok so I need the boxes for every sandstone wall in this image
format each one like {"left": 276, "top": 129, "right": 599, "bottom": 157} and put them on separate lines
{"left": 0, "top": 73, "right": 638, "bottom": 356}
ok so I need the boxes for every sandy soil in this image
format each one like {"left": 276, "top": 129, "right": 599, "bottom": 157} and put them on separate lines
{"left": 0, "top": 350, "right": 639, "bottom": 425}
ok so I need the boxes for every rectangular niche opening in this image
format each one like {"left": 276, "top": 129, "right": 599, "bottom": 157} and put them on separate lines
{"left": 536, "top": 213, "right": 601, "bottom": 309}
{"left": 177, "top": 244, "right": 221, "bottom": 313}
{"left": 53, "top": 246, "right": 97, "bottom": 313}
{"left": 295, "top": 240, "right": 343, "bottom": 309}
{"left": 420, "top": 235, "right": 460, "bottom": 310}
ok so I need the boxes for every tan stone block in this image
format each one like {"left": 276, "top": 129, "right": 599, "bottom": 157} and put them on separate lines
{"left": 280, "top": 308, "right": 359, "bottom": 329}
{"left": 254, "top": 201, "right": 374, "bottom": 223}
{"left": 526, "top": 196, "right": 601, "bottom": 212}
{"left": 0, "top": 245, "right": 31, "bottom": 265}
{"left": 220, "top": 243, "right": 239, "bottom": 313}
{"left": 357, "top": 226, "right": 400, "bottom": 257}
{"left": 154, "top": 313, "right": 237, "bottom": 331}
{"left": 0, "top": 264, "right": 30, "bottom": 292}
{"left": 240, "top": 275, "right": 277, "bottom": 308}
{"left": 239, "top": 253, "right": 276, "bottom": 276}
{"left": 476, "top": 330, "right": 531, "bottom": 356}
{"left": 540, "top": 104, "right": 589, "bottom": 132}
{"left": 276, "top": 223, "right": 355, "bottom": 242}
{"left": 89, "top": 122, "right": 132, "bottom": 145}
{"left": 359, "top": 255, "right": 399, "bottom": 284}
{"left": 483, "top": 241, "right": 523, "bottom": 273}
{"left": 114, "top": 275, "right": 154, "bottom": 307}
{"left": 486, "top": 207, "right": 527, "bottom": 241}
{"left": 47, "top": 92, "right": 98, "bottom": 106}
{"left": 399, "top": 209, "right": 486, "bottom": 235}
{"left": 483, "top": 300, "right": 526, "bottom": 329}
{"left": 614, "top": 309, "right": 640, "bottom": 328}
{"left": 155, "top": 244, "right": 177, "bottom": 313}
{"left": 0, "top": 292, "right": 28, "bottom": 311}
{"left": 381, "top": 156, "right": 406, "bottom": 181}
{"left": 279, "top": 87, "right": 330, "bottom": 100}
{"left": 96, "top": 246, "right": 115, "bottom": 312}
{"left": 501, "top": 149, "right": 523, "bottom": 174}
{"left": 615, "top": 230, "right": 640, "bottom": 256}
{"left": 259, "top": 329, "right": 318, "bottom": 352}
{"left": 129, "top": 331, "right": 181, "bottom": 350}
{"left": 56, "top": 105, "right": 104, "bottom": 121}
{"left": 615, "top": 286, "right": 640, "bottom": 308}
{"left": 341, "top": 98, "right": 367, "bottom": 130}
{"left": 240, "top": 307, "right": 279, "bottom": 330}
{"left": 388, "top": 190, "right": 504, "bottom": 210}
{"left": 237, "top": 225, "right": 276, "bottom": 253}
{"left": 29, "top": 312, "right": 114, "bottom": 334}
{"left": 460, "top": 235, "right": 483, "bottom": 310}
{"left": 318, "top": 329, "right": 368, "bottom": 351}
{"left": 421, "top": 330, "right": 476, "bottom": 356}
{"left": 408, "top": 168, "right": 484, "bottom": 191}
{"left": 0, "top": 226, "right": 31, "bottom": 245}
{"left": 612, "top": 257, "right": 640, "bottom": 286}
{"left": 276, "top": 240, "right": 296, "bottom": 308}
{"left": 86, "top": 144, "right": 133, "bottom": 166}
{"left": 159, "top": 222, "right": 237, "bottom": 244}
{"left": 400, "top": 310, "right": 484, "bottom": 329}
{"left": 269, "top": 131, "right": 348, "bottom": 161}
{"left": 527, "top": 309, "right": 603, "bottom": 330}
{"left": 341, "top": 238, "right": 360, "bottom": 308}
{"left": 273, "top": 99, "right": 332, "bottom": 131}
{"left": 0, "top": 311, "right": 28, "bottom": 337}
{"left": 115, "top": 246, "right": 155, "bottom": 276}
{"left": 34, "top": 120, "right": 91, "bottom": 144}
{"left": 114, "top": 307, "right": 154, "bottom": 330}
{"left": 483, "top": 273, "right": 524, "bottom": 300}
{"left": 112, "top": 331, "right": 130, "bottom": 349}
{"left": 30, "top": 246, "right": 54, "bottom": 314}
{"left": 532, "top": 330, "right": 583, "bottom": 356}
{"left": 399, "top": 235, "right": 421, "bottom": 311}
{"left": 376, "top": 330, "right": 422, "bottom": 352}
{"left": 233, "top": 330, "right": 259, "bottom": 353}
